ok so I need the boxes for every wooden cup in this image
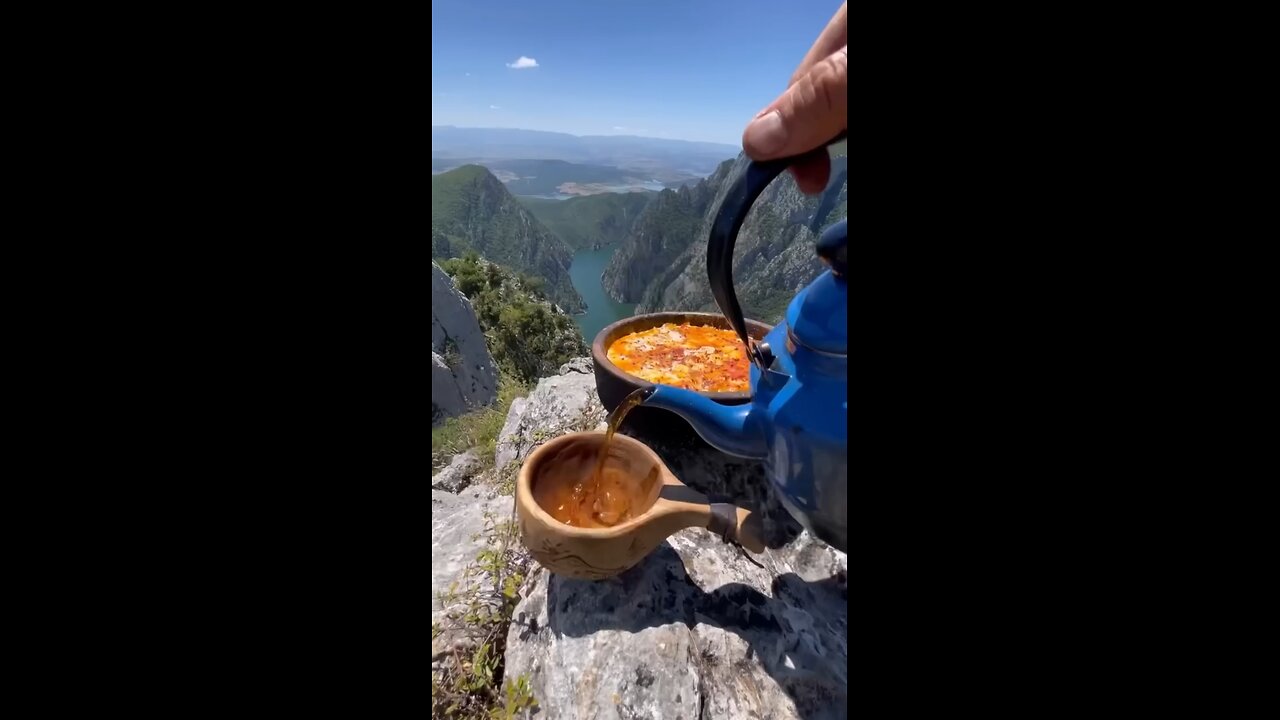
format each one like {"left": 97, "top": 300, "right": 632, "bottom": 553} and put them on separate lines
{"left": 516, "top": 431, "right": 765, "bottom": 580}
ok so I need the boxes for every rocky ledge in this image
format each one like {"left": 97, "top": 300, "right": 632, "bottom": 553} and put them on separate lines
{"left": 432, "top": 358, "right": 847, "bottom": 720}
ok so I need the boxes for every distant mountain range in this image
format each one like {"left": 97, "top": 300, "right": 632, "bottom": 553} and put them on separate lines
{"left": 432, "top": 158, "right": 679, "bottom": 196}
{"left": 431, "top": 126, "right": 740, "bottom": 177}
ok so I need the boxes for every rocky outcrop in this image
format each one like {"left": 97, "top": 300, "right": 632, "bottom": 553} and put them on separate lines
{"left": 494, "top": 360, "right": 607, "bottom": 470}
{"left": 431, "top": 262, "right": 499, "bottom": 424}
{"left": 439, "top": 255, "right": 589, "bottom": 386}
{"left": 430, "top": 488, "right": 513, "bottom": 658}
{"left": 484, "top": 357, "right": 849, "bottom": 719}
{"left": 431, "top": 450, "right": 483, "bottom": 493}
{"left": 506, "top": 528, "right": 847, "bottom": 720}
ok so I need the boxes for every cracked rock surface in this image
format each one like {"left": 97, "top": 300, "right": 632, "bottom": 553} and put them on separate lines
{"left": 432, "top": 261, "right": 499, "bottom": 423}
{"left": 496, "top": 358, "right": 848, "bottom": 720}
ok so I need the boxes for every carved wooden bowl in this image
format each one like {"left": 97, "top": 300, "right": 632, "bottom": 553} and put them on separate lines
{"left": 516, "top": 431, "right": 764, "bottom": 580}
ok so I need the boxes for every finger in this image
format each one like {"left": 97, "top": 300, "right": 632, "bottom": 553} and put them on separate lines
{"left": 742, "top": 46, "right": 847, "bottom": 161}
{"left": 789, "top": 2, "right": 848, "bottom": 86}
{"left": 789, "top": 151, "right": 831, "bottom": 195}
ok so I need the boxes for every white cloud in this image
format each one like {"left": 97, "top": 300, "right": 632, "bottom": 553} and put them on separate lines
{"left": 490, "top": 105, "right": 501, "bottom": 110}
{"left": 506, "top": 56, "right": 539, "bottom": 69}
{"left": 613, "top": 126, "right": 627, "bottom": 130}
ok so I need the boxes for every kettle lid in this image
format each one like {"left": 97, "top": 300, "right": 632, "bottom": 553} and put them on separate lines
{"left": 787, "top": 219, "right": 847, "bottom": 355}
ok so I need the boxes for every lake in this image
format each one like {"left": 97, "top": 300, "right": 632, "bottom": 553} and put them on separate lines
{"left": 568, "top": 245, "right": 636, "bottom": 343}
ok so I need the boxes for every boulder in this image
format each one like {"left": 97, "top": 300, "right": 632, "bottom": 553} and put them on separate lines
{"left": 432, "top": 262, "right": 499, "bottom": 423}
{"left": 505, "top": 525, "right": 847, "bottom": 719}
{"left": 558, "top": 357, "right": 593, "bottom": 376}
{"left": 431, "top": 450, "right": 483, "bottom": 493}
{"left": 493, "top": 361, "right": 606, "bottom": 471}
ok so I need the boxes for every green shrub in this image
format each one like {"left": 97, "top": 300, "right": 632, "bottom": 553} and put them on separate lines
{"left": 440, "top": 256, "right": 588, "bottom": 386}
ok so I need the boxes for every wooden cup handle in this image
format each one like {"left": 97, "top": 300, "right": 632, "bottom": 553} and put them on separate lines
{"left": 709, "top": 504, "right": 766, "bottom": 554}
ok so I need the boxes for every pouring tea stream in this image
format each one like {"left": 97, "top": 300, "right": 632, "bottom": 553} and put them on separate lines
{"left": 515, "top": 135, "right": 848, "bottom": 577}
{"left": 632, "top": 136, "right": 848, "bottom": 553}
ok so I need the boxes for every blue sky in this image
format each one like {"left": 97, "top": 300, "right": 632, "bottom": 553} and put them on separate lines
{"left": 430, "top": 0, "right": 844, "bottom": 146}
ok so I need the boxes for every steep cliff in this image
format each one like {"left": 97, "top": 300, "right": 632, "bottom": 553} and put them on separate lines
{"left": 432, "top": 165, "right": 586, "bottom": 313}
{"left": 640, "top": 153, "right": 848, "bottom": 322}
{"left": 599, "top": 178, "right": 720, "bottom": 302}
{"left": 600, "top": 149, "right": 848, "bottom": 324}
{"left": 437, "top": 255, "right": 588, "bottom": 386}
{"left": 431, "top": 262, "right": 499, "bottom": 425}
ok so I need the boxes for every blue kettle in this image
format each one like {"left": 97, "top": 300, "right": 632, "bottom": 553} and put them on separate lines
{"left": 639, "top": 140, "right": 848, "bottom": 552}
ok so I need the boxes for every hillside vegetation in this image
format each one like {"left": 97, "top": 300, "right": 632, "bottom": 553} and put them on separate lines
{"left": 599, "top": 183, "right": 714, "bottom": 302}
{"left": 431, "top": 165, "right": 585, "bottom": 313}
{"left": 605, "top": 146, "right": 849, "bottom": 324}
{"left": 518, "top": 192, "right": 655, "bottom": 250}
{"left": 438, "top": 254, "right": 588, "bottom": 386}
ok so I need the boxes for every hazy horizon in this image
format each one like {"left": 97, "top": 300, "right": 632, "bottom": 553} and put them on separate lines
{"left": 431, "top": 124, "right": 741, "bottom": 149}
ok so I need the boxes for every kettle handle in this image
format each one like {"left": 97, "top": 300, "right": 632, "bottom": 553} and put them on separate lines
{"left": 707, "top": 132, "right": 848, "bottom": 365}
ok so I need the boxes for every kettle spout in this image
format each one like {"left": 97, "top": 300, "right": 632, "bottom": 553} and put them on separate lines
{"left": 641, "top": 385, "right": 767, "bottom": 459}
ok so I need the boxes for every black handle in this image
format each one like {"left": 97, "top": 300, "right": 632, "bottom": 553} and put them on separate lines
{"left": 706, "top": 132, "right": 848, "bottom": 361}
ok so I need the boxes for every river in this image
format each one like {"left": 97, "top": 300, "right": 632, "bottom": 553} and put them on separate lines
{"left": 567, "top": 245, "right": 636, "bottom": 344}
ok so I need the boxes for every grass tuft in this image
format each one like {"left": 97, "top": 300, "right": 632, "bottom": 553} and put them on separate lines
{"left": 432, "top": 511, "right": 538, "bottom": 718}
{"left": 433, "top": 373, "right": 528, "bottom": 473}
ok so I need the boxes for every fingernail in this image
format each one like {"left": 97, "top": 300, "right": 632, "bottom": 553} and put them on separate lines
{"left": 745, "top": 110, "right": 786, "bottom": 155}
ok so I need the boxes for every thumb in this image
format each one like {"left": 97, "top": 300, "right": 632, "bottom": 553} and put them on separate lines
{"left": 742, "top": 46, "right": 847, "bottom": 160}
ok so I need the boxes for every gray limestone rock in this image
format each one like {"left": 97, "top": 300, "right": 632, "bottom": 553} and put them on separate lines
{"left": 432, "top": 262, "right": 499, "bottom": 423}
{"left": 506, "top": 524, "right": 847, "bottom": 720}
{"left": 431, "top": 488, "right": 516, "bottom": 657}
{"left": 499, "top": 372, "right": 848, "bottom": 719}
{"left": 431, "top": 450, "right": 483, "bottom": 493}
{"left": 435, "top": 354, "right": 848, "bottom": 718}
{"left": 557, "top": 357, "right": 593, "bottom": 376}
{"left": 493, "top": 363, "right": 605, "bottom": 471}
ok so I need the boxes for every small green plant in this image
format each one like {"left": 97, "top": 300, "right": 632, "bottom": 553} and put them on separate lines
{"left": 491, "top": 675, "right": 538, "bottom": 719}
{"left": 442, "top": 336, "right": 464, "bottom": 370}
{"left": 432, "top": 512, "right": 536, "bottom": 719}
{"left": 493, "top": 463, "right": 519, "bottom": 497}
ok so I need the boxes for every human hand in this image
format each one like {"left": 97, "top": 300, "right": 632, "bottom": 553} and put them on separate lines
{"left": 741, "top": 1, "right": 847, "bottom": 195}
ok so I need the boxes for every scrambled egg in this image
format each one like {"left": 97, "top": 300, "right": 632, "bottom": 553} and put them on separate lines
{"left": 607, "top": 323, "right": 751, "bottom": 392}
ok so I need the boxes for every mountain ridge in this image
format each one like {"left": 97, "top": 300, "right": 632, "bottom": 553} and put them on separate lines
{"left": 431, "top": 165, "right": 585, "bottom": 313}
{"left": 519, "top": 192, "right": 655, "bottom": 251}
{"left": 605, "top": 149, "right": 849, "bottom": 323}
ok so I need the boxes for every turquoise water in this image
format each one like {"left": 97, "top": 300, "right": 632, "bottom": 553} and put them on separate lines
{"left": 568, "top": 245, "right": 636, "bottom": 344}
